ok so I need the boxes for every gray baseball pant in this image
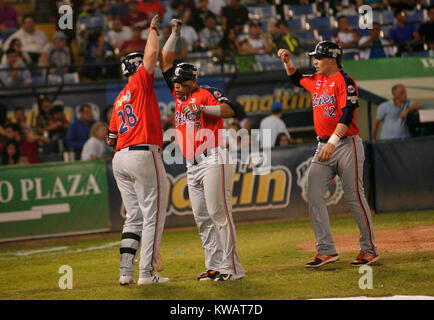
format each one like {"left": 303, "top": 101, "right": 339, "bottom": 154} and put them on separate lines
{"left": 187, "top": 148, "right": 245, "bottom": 277}
{"left": 307, "top": 135, "right": 377, "bottom": 256}
{"left": 112, "top": 145, "right": 167, "bottom": 278}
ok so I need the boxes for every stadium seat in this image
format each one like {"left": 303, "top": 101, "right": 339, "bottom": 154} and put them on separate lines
{"left": 346, "top": 15, "right": 360, "bottom": 28}
{"left": 78, "top": 16, "right": 105, "bottom": 30}
{"left": 381, "top": 11, "right": 395, "bottom": 25}
{"left": 407, "top": 11, "right": 424, "bottom": 24}
{"left": 306, "top": 17, "right": 334, "bottom": 30}
{"left": 283, "top": 3, "right": 317, "bottom": 19}
{"left": 356, "top": 28, "right": 371, "bottom": 38}
{"left": 318, "top": 29, "right": 336, "bottom": 41}
{"left": 247, "top": 5, "right": 276, "bottom": 20}
{"left": 294, "top": 30, "right": 318, "bottom": 43}
{"left": 288, "top": 17, "right": 305, "bottom": 32}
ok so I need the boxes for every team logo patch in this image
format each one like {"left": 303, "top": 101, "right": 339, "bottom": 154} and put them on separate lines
{"left": 296, "top": 157, "right": 344, "bottom": 206}
{"left": 347, "top": 85, "right": 356, "bottom": 93}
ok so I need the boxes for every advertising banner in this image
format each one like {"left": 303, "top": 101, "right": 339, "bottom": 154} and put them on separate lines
{"left": 107, "top": 145, "right": 357, "bottom": 230}
{"left": 0, "top": 160, "right": 110, "bottom": 242}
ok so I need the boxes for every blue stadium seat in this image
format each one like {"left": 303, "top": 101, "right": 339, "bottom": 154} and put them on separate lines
{"left": 294, "top": 30, "right": 318, "bottom": 42}
{"left": 346, "top": 15, "right": 360, "bottom": 28}
{"left": 247, "top": 5, "right": 276, "bottom": 20}
{"left": 356, "top": 28, "right": 371, "bottom": 38}
{"left": 407, "top": 11, "right": 424, "bottom": 24}
{"left": 306, "top": 17, "right": 333, "bottom": 30}
{"left": 318, "top": 29, "right": 336, "bottom": 41}
{"left": 78, "top": 16, "right": 105, "bottom": 30}
{"left": 288, "top": 4, "right": 314, "bottom": 16}
{"left": 381, "top": 11, "right": 395, "bottom": 25}
{"left": 288, "top": 18, "right": 305, "bottom": 31}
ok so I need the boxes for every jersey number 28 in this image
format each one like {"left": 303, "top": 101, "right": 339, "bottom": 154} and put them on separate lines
{"left": 118, "top": 104, "right": 138, "bottom": 134}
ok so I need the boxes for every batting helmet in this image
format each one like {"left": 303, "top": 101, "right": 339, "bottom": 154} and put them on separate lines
{"left": 171, "top": 63, "right": 198, "bottom": 83}
{"left": 121, "top": 52, "right": 144, "bottom": 77}
{"left": 309, "top": 41, "right": 343, "bottom": 67}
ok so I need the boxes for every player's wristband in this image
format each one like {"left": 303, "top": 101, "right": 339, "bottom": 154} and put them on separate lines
{"left": 202, "top": 105, "right": 221, "bottom": 117}
{"left": 108, "top": 131, "right": 118, "bottom": 139}
{"left": 327, "top": 133, "right": 340, "bottom": 146}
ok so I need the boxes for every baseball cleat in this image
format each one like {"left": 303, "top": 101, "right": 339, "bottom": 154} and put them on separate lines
{"left": 119, "top": 275, "right": 135, "bottom": 285}
{"left": 305, "top": 253, "right": 339, "bottom": 268}
{"left": 214, "top": 273, "right": 244, "bottom": 281}
{"left": 350, "top": 251, "right": 379, "bottom": 266}
{"left": 197, "top": 270, "right": 220, "bottom": 281}
{"left": 137, "top": 273, "right": 170, "bottom": 285}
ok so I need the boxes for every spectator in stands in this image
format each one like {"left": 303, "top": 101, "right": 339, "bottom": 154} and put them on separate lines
{"left": 0, "top": 0, "right": 21, "bottom": 42}
{"left": 48, "top": 105, "right": 69, "bottom": 141}
{"left": 13, "top": 106, "right": 30, "bottom": 135}
{"left": 1, "top": 38, "right": 32, "bottom": 66}
{"left": 138, "top": 0, "right": 165, "bottom": 19}
{"left": 40, "top": 31, "right": 74, "bottom": 76}
{"left": 179, "top": 18, "right": 201, "bottom": 52}
{"left": 0, "top": 103, "right": 7, "bottom": 144}
{"left": 388, "top": 0, "right": 418, "bottom": 11}
{"left": 3, "top": 15, "right": 48, "bottom": 66}
{"left": 66, "top": 104, "right": 96, "bottom": 160}
{"left": 372, "top": 84, "right": 422, "bottom": 140}
{"left": 79, "top": 0, "right": 105, "bottom": 17}
{"left": 102, "top": 105, "right": 113, "bottom": 125}
{"left": 275, "top": 132, "right": 290, "bottom": 147}
{"left": 259, "top": 102, "right": 302, "bottom": 148}
{"left": 17, "top": 154, "right": 30, "bottom": 165}
{"left": 218, "top": 28, "right": 241, "bottom": 61}
{"left": 107, "top": 16, "right": 133, "bottom": 56}
{"left": 163, "top": 0, "right": 191, "bottom": 26}
{"left": 221, "top": 0, "right": 249, "bottom": 33}
{"left": 208, "top": 0, "right": 227, "bottom": 17}
{"left": 419, "top": 5, "right": 434, "bottom": 50}
{"left": 0, "top": 48, "right": 32, "bottom": 87}
{"left": 199, "top": 14, "right": 224, "bottom": 51}
{"left": 271, "top": 20, "right": 305, "bottom": 56}
{"left": 333, "top": 16, "right": 360, "bottom": 59}
{"left": 189, "top": 0, "right": 216, "bottom": 32}
{"left": 388, "top": 8, "right": 422, "bottom": 55}
{"left": 35, "top": 95, "right": 52, "bottom": 133}
{"left": 83, "top": 30, "right": 117, "bottom": 80}
{"left": 107, "top": 0, "right": 130, "bottom": 20}
{"left": 329, "top": 0, "right": 358, "bottom": 16}
{"left": 245, "top": 21, "right": 273, "bottom": 54}
{"left": 0, "top": 139, "right": 20, "bottom": 165}
{"left": 81, "top": 121, "right": 111, "bottom": 161}
{"left": 359, "top": 22, "right": 395, "bottom": 59}
{"left": 160, "top": 25, "right": 189, "bottom": 60}
{"left": 1, "top": 122, "right": 40, "bottom": 163}
{"left": 122, "top": 0, "right": 148, "bottom": 28}
{"left": 119, "top": 26, "right": 147, "bottom": 57}
{"left": 356, "top": 0, "right": 387, "bottom": 10}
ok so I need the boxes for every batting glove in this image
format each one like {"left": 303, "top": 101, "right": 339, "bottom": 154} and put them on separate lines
{"left": 171, "top": 18, "right": 182, "bottom": 36}
{"left": 149, "top": 14, "right": 160, "bottom": 35}
{"left": 182, "top": 104, "right": 203, "bottom": 116}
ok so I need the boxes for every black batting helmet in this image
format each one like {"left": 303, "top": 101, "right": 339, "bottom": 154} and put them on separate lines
{"left": 309, "top": 41, "right": 343, "bottom": 67}
{"left": 171, "top": 63, "right": 198, "bottom": 83}
{"left": 121, "top": 52, "right": 144, "bottom": 77}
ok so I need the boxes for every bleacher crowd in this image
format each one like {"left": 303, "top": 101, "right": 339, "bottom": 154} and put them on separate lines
{"left": 0, "top": 0, "right": 433, "bottom": 165}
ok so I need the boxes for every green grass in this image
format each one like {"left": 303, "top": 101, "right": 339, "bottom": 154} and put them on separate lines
{"left": 0, "top": 210, "right": 433, "bottom": 300}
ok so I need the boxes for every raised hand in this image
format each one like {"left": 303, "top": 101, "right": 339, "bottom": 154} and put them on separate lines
{"left": 171, "top": 18, "right": 182, "bottom": 36}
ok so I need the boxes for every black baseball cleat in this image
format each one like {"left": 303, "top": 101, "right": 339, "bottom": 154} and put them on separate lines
{"left": 305, "top": 253, "right": 339, "bottom": 268}
{"left": 197, "top": 270, "right": 220, "bottom": 281}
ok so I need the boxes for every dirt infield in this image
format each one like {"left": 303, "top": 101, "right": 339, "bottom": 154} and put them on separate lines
{"left": 297, "top": 225, "right": 434, "bottom": 253}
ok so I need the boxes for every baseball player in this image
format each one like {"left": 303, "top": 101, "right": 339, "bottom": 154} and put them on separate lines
{"left": 160, "top": 19, "right": 245, "bottom": 281}
{"left": 106, "top": 15, "right": 169, "bottom": 285}
{"left": 278, "top": 41, "right": 378, "bottom": 268}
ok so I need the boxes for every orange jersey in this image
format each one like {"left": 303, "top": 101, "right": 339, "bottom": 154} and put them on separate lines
{"left": 296, "top": 70, "right": 359, "bottom": 138}
{"left": 173, "top": 86, "right": 228, "bottom": 159}
{"left": 109, "top": 65, "right": 163, "bottom": 150}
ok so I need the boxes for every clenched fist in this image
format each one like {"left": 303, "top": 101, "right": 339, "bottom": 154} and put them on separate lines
{"left": 277, "top": 49, "right": 291, "bottom": 64}
{"left": 171, "top": 18, "right": 182, "bottom": 36}
{"left": 149, "top": 14, "right": 161, "bottom": 35}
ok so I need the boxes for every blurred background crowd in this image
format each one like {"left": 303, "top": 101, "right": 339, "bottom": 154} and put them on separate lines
{"left": 0, "top": 0, "right": 433, "bottom": 165}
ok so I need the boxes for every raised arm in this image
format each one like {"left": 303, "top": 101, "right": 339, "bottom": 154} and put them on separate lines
{"left": 160, "top": 19, "right": 183, "bottom": 73}
{"left": 142, "top": 14, "right": 161, "bottom": 74}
